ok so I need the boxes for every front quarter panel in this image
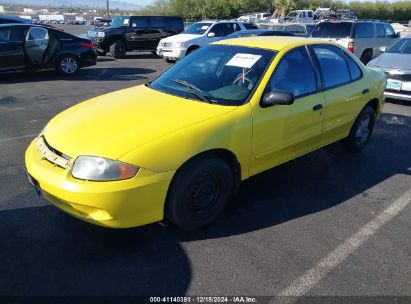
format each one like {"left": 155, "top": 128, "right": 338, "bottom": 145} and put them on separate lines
{"left": 119, "top": 104, "right": 253, "bottom": 180}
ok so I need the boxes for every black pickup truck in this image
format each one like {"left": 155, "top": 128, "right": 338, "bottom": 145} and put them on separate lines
{"left": 87, "top": 15, "right": 184, "bottom": 58}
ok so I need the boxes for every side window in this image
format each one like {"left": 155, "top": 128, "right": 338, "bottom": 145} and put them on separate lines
{"left": 234, "top": 23, "right": 241, "bottom": 31}
{"left": 0, "top": 28, "right": 24, "bottom": 42}
{"left": 166, "top": 18, "right": 183, "bottom": 29}
{"left": 26, "top": 27, "right": 48, "bottom": 41}
{"left": 313, "top": 45, "right": 351, "bottom": 89}
{"left": 210, "top": 23, "right": 234, "bottom": 37}
{"left": 376, "top": 24, "right": 385, "bottom": 38}
{"left": 149, "top": 17, "right": 165, "bottom": 28}
{"left": 131, "top": 16, "right": 148, "bottom": 28}
{"left": 354, "top": 23, "right": 374, "bottom": 38}
{"left": 308, "top": 11, "right": 313, "bottom": 18}
{"left": 268, "top": 47, "right": 317, "bottom": 98}
{"left": 343, "top": 52, "right": 362, "bottom": 81}
{"left": 285, "top": 25, "right": 305, "bottom": 35}
{"left": 384, "top": 24, "right": 396, "bottom": 38}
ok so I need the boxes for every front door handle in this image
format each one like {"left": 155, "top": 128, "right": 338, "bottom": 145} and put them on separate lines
{"left": 362, "top": 88, "right": 370, "bottom": 94}
{"left": 313, "top": 104, "right": 323, "bottom": 111}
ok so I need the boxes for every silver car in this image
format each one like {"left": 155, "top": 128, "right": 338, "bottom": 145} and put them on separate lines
{"left": 367, "top": 37, "right": 411, "bottom": 102}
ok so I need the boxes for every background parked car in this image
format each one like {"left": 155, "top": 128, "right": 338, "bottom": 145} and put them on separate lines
{"left": 311, "top": 20, "right": 399, "bottom": 64}
{"left": 259, "top": 23, "right": 315, "bottom": 37}
{"left": 221, "top": 29, "right": 295, "bottom": 40}
{"left": 0, "top": 24, "right": 97, "bottom": 75}
{"left": 367, "top": 36, "right": 411, "bottom": 102}
{"left": 280, "top": 10, "right": 314, "bottom": 23}
{"left": 0, "top": 15, "right": 32, "bottom": 24}
{"left": 87, "top": 15, "right": 184, "bottom": 58}
{"left": 157, "top": 20, "right": 248, "bottom": 62}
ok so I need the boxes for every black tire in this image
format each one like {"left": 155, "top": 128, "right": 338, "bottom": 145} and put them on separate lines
{"left": 164, "top": 58, "right": 175, "bottom": 64}
{"left": 166, "top": 155, "right": 234, "bottom": 230}
{"left": 340, "top": 106, "right": 376, "bottom": 153}
{"left": 56, "top": 54, "right": 80, "bottom": 76}
{"left": 360, "top": 49, "right": 372, "bottom": 65}
{"left": 110, "top": 40, "right": 126, "bottom": 59}
{"left": 97, "top": 50, "right": 107, "bottom": 56}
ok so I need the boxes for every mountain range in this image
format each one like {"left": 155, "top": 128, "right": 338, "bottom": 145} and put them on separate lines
{"left": 0, "top": 0, "right": 144, "bottom": 10}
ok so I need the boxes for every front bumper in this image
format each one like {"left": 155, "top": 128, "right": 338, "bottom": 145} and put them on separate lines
{"left": 156, "top": 47, "right": 186, "bottom": 61}
{"left": 25, "top": 139, "right": 174, "bottom": 228}
{"left": 384, "top": 80, "right": 411, "bottom": 102}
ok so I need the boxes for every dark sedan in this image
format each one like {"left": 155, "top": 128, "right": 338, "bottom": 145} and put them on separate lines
{"left": 0, "top": 24, "right": 97, "bottom": 76}
{"left": 221, "top": 29, "right": 296, "bottom": 40}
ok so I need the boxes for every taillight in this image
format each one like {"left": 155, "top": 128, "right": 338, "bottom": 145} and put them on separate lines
{"left": 81, "top": 42, "right": 94, "bottom": 49}
{"left": 348, "top": 41, "right": 355, "bottom": 53}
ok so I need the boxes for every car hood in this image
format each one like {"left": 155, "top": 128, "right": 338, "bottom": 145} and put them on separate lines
{"left": 369, "top": 53, "right": 411, "bottom": 71}
{"left": 44, "top": 85, "right": 235, "bottom": 161}
{"left": 162, "top": 33, "right": 203, "bottom": 43}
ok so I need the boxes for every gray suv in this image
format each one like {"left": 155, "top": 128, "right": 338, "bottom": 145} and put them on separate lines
{"left": 311, "top": 20, "right": 399, "bottom": 64}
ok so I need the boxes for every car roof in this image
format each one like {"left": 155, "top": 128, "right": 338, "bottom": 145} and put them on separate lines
{"left": 215, "top": 36, "right": 335, "bottom": 51}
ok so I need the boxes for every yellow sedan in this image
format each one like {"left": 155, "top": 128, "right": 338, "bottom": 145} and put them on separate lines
{"left": 25, "top": 37, "right": 386, "bottom": 230}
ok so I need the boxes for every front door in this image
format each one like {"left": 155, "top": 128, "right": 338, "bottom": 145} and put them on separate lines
{"left": 251, "top": 46, "right": 324, "bottom": 175}
{"left": 127, "top": 16, "right": 153, "bottom": 50}
{"left": 25, "top": 27, "right": 49, "bottom": 66}
{"left": 0, "top": 27, "right": 25, "bottom": 71}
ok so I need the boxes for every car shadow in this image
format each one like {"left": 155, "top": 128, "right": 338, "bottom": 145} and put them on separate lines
{"left": 0, "top": 113, "right": 410, "bottom": 296}
{"left": 0, "top": 67, "right": 157, "bottom": 84}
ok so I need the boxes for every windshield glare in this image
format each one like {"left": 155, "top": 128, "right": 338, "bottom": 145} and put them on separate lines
{"left": 287, "top": 12, "right": 298, "bottom": 17}
{"left": 386, "top": 39, "right": 411, "bottom": 54}
{"left": 150, "top": 45, "right": 276, "bottom": 106}
{"left": 111, "top": 16, "right": 129, "bottom": 27}
{"left": 184, "top": 22, "right": 213, "bottom": 35}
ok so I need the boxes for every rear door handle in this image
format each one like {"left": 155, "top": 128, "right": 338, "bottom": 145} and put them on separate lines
{"left": 362, "top": 88, "right": 370, "bottom": 94}
{"left": 313, "top": 104, "right": 323, "bottom": 111}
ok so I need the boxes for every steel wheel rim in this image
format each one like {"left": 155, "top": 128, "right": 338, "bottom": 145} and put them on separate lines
{"left": 189, "top": 174, "right": 221, "bottom": 215}
{"left": 356, "top": 115, "right": 371, "bottom": 145}
{"left": 61, "top": 57, "right": 77, "bottom": 74}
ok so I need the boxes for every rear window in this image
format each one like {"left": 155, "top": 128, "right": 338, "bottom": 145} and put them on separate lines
{"left": 243, "top": 23, "right": 259, "bottom": 30}
{"left": 311, "top": 22, "right": 352, "bottom": 38}
{"left": 284, "top": 24, "right": 305, "bottom": 35}
{"left": 354, "top": 23, "right": 374, "bottom": 38}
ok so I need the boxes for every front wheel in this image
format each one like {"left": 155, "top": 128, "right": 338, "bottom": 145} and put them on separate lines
{"left": 56, "top": 54, "right": 80, "bottom": 75}
{"left": 340, "top": 106, "right": 376, "bottom": 152}
{"left": 97, "top": 50, "right": 107, "bottom": 56}
{"left": 110, "top": 40, "right": 126, "bottom": 59}
{"left": 166, "top": 156, "right": 234, "bottom": 230}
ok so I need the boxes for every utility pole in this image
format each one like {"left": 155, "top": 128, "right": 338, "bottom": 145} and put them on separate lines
{"left": 106, "top": 0, "right": 110, "bottom": 18}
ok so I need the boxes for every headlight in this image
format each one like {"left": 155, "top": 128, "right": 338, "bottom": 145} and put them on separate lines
{"left": 97, "top": 32, "right": 105, "bottom": 38}
{"left": 72, "top": 156, "right": 139, "bottom": 181}
{"left": 173, "top": 41, "right": 184, "bottom": 48}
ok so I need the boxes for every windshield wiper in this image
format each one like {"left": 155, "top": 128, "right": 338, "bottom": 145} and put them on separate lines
{"left": 171, "top": 79, "right": 213, "bottom": 103}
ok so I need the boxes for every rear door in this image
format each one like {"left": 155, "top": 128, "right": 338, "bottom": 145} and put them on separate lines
{"left": 375, "top": 23, "right": 387, "bottom": 56}
{"left": 0, "top": 27, "right": 25, "bottom": 71}
{"left": 353, "top": 22, "right": 375, "bottom": 59}
{"left": 25, "top": 26, "right": 49, "bottom": 66}
{"left": 310, "top": 44, "right": 367, "bottom": 146}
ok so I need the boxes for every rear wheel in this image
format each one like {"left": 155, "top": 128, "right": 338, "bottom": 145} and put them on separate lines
{"left": 166, "top": 155, "right": 234, "bottom": 230}
{"left": 340, "top": 106, "right": 376, "bottom": 152}
{"left": 360, "top": 49, "right": 372, "bottom": 65}
{"left": 110, "top": 40, "right": 126, "bottom": 59}
{"left": 56, "top": 54, "right": 79, "bottom": 75}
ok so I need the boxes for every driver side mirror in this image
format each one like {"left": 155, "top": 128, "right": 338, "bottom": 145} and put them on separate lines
{"left": 207, "top": 32, "right": 216, "bottom": 38}
{"left": 261, "top": 91, "right": 294, "bottom": 108}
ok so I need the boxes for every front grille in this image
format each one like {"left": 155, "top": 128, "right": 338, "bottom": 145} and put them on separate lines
{"left": 160, "top": 42, "right": 172, "bottom": 48}
{"left": 36, "top": 136, "right": 71, "bottom": 169}
{"left": 385, "top": 72, "right": 411, "bottom": 82}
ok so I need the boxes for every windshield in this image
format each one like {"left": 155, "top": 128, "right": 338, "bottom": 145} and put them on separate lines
{"left": 111, "top": 16, "right": 129, "bottom": 27}
{"left": 286, "top": 12, "right": 298, "bottom": 18}
{"left": 311, "top": 22, "right": 352, "bottom": 38}
{"left": 150, "top": 45, "right": 276, "bottom": 106}
{"left": 386, "top": 38, "right": 411, "bottom": 54}
{"left": 184, "top": 22, "right": 213, "bottom": 35}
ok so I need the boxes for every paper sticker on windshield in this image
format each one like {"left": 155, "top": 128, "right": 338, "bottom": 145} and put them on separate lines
{"left": 123, "top": 18, "right": 129, "bottom": 24}
{"left": 226, "top": 53, "right": 262, "bottom": 69}
{"left": 201, "top": 25, "right": 210, "bottom": 30}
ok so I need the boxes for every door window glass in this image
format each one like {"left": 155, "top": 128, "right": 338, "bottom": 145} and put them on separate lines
{"left": 26, "top": 27, "right": 48, "bottom": 41}
{"left": 131, "top": 16, "right": 148, "bottom": 28}
{"left": 354, "top": 23, "right": 374, "bottom": 38}
{"left": 210, "top": 23, "right": 235, "bottom": 37}
{"left": 343, "top": 52, "right": 362, "bottom": 81}
{"left": 313, "top": 45, "right": 351, "bottom": 88}
{"left": 384, "top": 24, "right": 396, "bottom": 38}
{"left": 149, "top": 17, "right": 165, "bottom": 28}
{"left": 0, "top": 28, "right": 24, "bottom": 42}
{"left": 268, "top": 47, "right": 317, "bottom": 98}
{"left": 376, "top": 24, "right": 385, "bottom": 38}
